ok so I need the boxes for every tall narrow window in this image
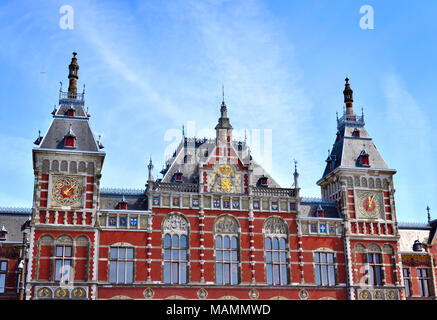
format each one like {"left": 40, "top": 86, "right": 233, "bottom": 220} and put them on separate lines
{"left": 263, "top": 217, "right": 289, "bottom": 286}
{"left": 215, "top": 215, "right": 240, "bottom": 285}
{"left": 163, "top": 234, "right": 188, "bottom": 284}
{"left": 367, "top": 253, "right": 383, "bottom": 286}
{"left": 418, "top": 268, "right": 431, "bottom": 297}
{"left": 403, "top": 268, "right": 412, "bottom": 297}
{"left": 55, "top": 245, "right": 72, "bottom": 283}
{"left": 0, "top": 261, "right": 7, "bottom": 293}
{"left": 109, "top": 247, "right": 134, "bottom": 284}
{"left": 314, "top": 252, "right": 336, "bottom": 286}
{"left": 162, "top": 213, "right": 189, "bottom": 284}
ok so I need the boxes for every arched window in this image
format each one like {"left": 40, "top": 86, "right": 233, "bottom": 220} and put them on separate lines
{"left": 162, "top": 213, "right": 189, "bottom": 284}
{"left": 54, "top": 235, "right": 73, "bottom": 283}
{"left": 263, "top": 217, "right": 289, "bottom": 285}
{"left": 214, "top": 215, "right": 239, "bottom": 285}
{"left": 367, "top": 244, "right": 383, "bottom": 286}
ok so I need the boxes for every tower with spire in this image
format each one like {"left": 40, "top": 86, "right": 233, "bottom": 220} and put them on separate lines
{"left": 317, "top": 77, "right": 401, "bottom": 300}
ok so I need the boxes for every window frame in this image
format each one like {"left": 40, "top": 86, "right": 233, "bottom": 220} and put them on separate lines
{"left": 109, "top": 246, "right": 135, "bottom": 284}
{"left": 0, "top": 261, "right": 7, "bottom": 294}
{"left": 163, "top": 233, "right": 188, "bottom": 284}
{"left": 54, "top": 245, "right": 73, "bottom": 283}
{"left": 417, "top": 268, "right": 431, "bottom": 297}
{"left": 314, "top": 251, "right": 336, "bottom": 286}
{"left": 264, "top": 236, "right": 289, "bottom": 286}
{"left": 403, "top": 268, "right": 412, "bottom": 297}
{"left": 367, "top": 252, "right": 383, "bottom": 286}
{"left": 215, "top": 234, "right": 239, "bottom": 285}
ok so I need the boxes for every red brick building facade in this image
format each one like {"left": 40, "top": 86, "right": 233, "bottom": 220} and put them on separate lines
{"left": 22, "top": 53, "right": 436, "bottom": 300}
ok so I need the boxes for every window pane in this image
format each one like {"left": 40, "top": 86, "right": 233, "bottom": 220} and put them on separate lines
{"left": 328, "top": 253, "right": 334, "bottom": 264}
{"left": 417, "top": 269, "right": 422, "bottom": 277}
{"left": 126, "top": 262, "right": 133, "bottom": 283}
{"left": 65, "top": 246, "right": 72, "bottom": 257}
{"left": 273, "top": 238, "right": 279, "bottom": 250}
{"left": 164, "top": 234, "right": 171, "bottom": 248}
{"left": 56, "top": 246, "right": 63, "bottom": 257}
{"left": 273, "top": 252, "right": 279, "bottom": 262}
{"left": 280, "top": 252, "right": 286, "bottom": 262}
{"left": 375, "top": 266, "right": 382, "bottom": 285}
{"left": 180, "top": 263, "right": 187, "bottom": 284}
{"left": 180, "top": 235, "right": 187, "bottom": 248}
{"left": 180, "top": 250, "right": 187, "bottom": 261}
{"left": 314, "top": 253, "right": 320, "bottom": 263}
{"left": 419, "top": 280, "right": 424, "bottom": 296}
{"left": 424, "top": 280, "right": 429, "bottom": 297}
{"left": 164, "top": 262, "right": 171, "bottom": 283}
{"left": 368, "top": 254, "right": 373, "bottom": 264}
{"left": 266, "top": 252, "right": 272, "bottom": 263}
{"left": 118, "top": 261, "right": 125, "bottom": 283}
{"left": 110, "top": 247, "right": 118, "bottom": 259}
{"left": 231, "top": 236, "right": 237, "bottom": 249}
{"left": 216, "top": 236, "right": 222, "bottom": 249}
{"left": 63, "top": 260, "right": 71, "bottom": 282}
{"left": 280, "top": 238, "right": 286, "bottom": 250}
{"left": 172, "top": 262, "right": 178, "bottom": 283}
{"left": 403, "top": 268, "right": 409, "bottom": 277}
{"left": 224, "top": 251, "right": 230, "bottom": 261}
{"left": 265, "top": 237, "right": 271, "bottom": 250}
{"left": 224, "top": 236, "right": 230, "bottom": 249}
{"left": 266, "top": 264, "right": 273, "bottom": 284}
{"left": 422, "top": 269, "right": 428, "bottom": 277}
{"left": 369, "top": 266, "right": 375, "bottom": 285}
{"left": 172, "top": 249, "right": 178, "bottom": 260}
{"left": 172, "top": 235, "right": 179, "bottom": 248}
{"left": 109, "top": 261, "right": 117, "bottom": 283}
{"left": 224, "top": 264, "right": 230, "bottom": 284}
{"left": 164, "top": 249, "right": 171, "bottom": 260}
{"left": 119, "top": 248, "right": 126, "bottom": 259}
{"left": 216, "top": 263, "right": 223, "bottom": 284}
{"left": 315, "top": 265, "right": 321, "bottom": 285}
{"left": 321, "top": 253, "right": 326, "bottom": 263}
{"left": 126, "top": 248, "right": 134, "bottom": 259}
{"left": 217, "top": 251, "right": 223, "bottom": 261}
{"left": 281, "top": 265, "right": 287, "bottom": 285}
{"left": 0, "top": 262, "right": 7, "bottom": 271}
{"left": 321, "top": 265, "right": 328, "bottom": 286}
{"left": 405, "top": 280, "right": 411, "bottom": 297}
{"left": 231, "top": 264, "right": 238, "bottom": 284}
{"left": 0, "top": 274, "right": 5, "bottom": 293}
{"left": 329, "top": 265, "right": 335, "bottom": 286}
{"left": 55, "top": 260, "right": 62, "bottom": 281}
{"left": 232, "top": 251, "right": 237, "bottom": 261}
{"left": 274, "top": 265, "right": 280, "bottom": 285}
{"left": 375, "top": 254, "right": 380, "bottom": 264}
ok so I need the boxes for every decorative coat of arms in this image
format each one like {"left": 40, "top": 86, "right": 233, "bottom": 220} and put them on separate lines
{"left": 209, "top": 164, "right": 241, "bottom": 194}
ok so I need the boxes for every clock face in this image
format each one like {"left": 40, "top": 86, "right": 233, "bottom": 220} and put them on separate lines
{"left": 51, "top": 176, "right": 83, "bottom": 206}
{"left": 357, "top": 191, "right": 382, "bottom": 219}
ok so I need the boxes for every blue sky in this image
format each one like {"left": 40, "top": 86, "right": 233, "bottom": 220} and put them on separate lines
{"left": 0, "top": 0, "right": 435, "bottom": 223}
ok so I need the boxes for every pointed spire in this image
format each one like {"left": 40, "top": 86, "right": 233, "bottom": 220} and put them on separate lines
{"left": 293, "top": 159, "right": 299, "bottom": 188}
{"left": 215, "top": 86, "right": 232, "bottom": 130}
{"left": 33, "top": 130, "right": 43, "bottom": 146}
{"left": 148, "top": 156, "right": 154, "bottom": 182}
{"left": 427, "top": 206, "right": 431, "bottom": 223}
{"left": 343, "top": 77, "right": 354, "bottom": 117}
{"left": 68, "top": 52, "right": 79, "bottom": 97}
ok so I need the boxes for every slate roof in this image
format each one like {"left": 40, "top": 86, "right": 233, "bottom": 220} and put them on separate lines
{"left": 321, "top": 121, "right": 390, "bottom": 179}
{"left": 38, "top": 117, "right": 100, "bottom": 152}
{"left": 299, "top": 199, "right": 340, "bottom": 218}
{"left": 100, "top": 189, "right": 148, "bottom": 210}
{"left": 0, "top": 208, "right": 31, "bottom": 244}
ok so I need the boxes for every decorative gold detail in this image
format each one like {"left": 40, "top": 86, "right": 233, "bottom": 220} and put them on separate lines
{"left": 38, "top": 287, "right": 51, "bottom": 298}
{"left": 51, "top": 176, "right": 83, "bottom": 207}
{"left": 209, "top": 165, "right": 241, "bottom": 194}
{"left": 359, "top": 290, "right": 371, "bottom": 300}
{"left": 356, "top": 191, "right": 383, "bottom": 219}
{"left": 197, "top": 288, "right": 208, "bottom": 299}
{"left": 298, "top": 289, "right": 308, "bottom": 300}
{"left": 249, "top": 288, "right": 259, "bottom": 299}
{"left": 143, "top": 287, "right": 154, "bottom": 299}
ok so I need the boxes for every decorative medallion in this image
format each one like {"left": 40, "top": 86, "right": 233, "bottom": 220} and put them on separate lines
{"left": 51, "top": 176, "right": 83, "bottom": 206}
{"left": 153, "top": 196, "right": 160, "bottom": 206}
{"left": 71, "top": 287, "right": 86, "bottom": 299}
{"left": 197, "top": 288, "right": 208, "bottom": 299}
{"left": 108, "top": 216, "right": 117, "bottom": 226}
{"left": 310, "top": 224, "right": 317, "bottom": 233}
{"left": 298, "top": 289, "right": 309, "bottom": 300}
{"left": 356, "top": 191, "right": 383, "bottom": 219}
{"left": 209, "top": 164, "right": 242, "bottom": 194}
{"left": 328, "top": 223, "right": 336, "bottom": 234}
{"left": 130, "top": 217, "right": 138, "bottom": 227}
{"left": 385, "top": 290, "right": 397, "bottom": 300}
{"left": 271, "top": 201, "right": 279, "bottom": 211}
{"left": 253, "top": 200, "right": 260, "bottom": 210}
{"left": 143, "top": 287, "right": 155, "bottom": 299}
{"left": 192, "top": 198, "right": 199, "bottom": 207}
{"left": 213, "top": 198, "right": 221, "bottom": 208}
{"left": 249, "top": 288, "right": 259, "bottom": 299}
{"left": 37, "top": 287, "right": 52, "bottom": 299}
{"left": 119, "top": 216, "right": 127, "bottom": 227}
{"left": 55, "top": 287, "right": 69, "bottom": 299}
{"left": 172, "top": 197, "right": 180, "bottom": 207}
{"left": 289, "top": 202, "right": 296, "bottom": 211}
{"left": 373, "top": 290, "right": 383, "bottom": 300}
{"left": 223, "top": 200, "right": 230, "bottom": 208}
{"left": 232, "top": 199, "right": 240, "bottom": 209}
{"left": 359, "top": 290, "right": 371, "bottom": 300}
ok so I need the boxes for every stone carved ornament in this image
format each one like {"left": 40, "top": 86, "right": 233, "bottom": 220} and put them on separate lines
{"left": 215, "top": 215, "right": 238, "bottom": 234}
{"left": 264, "top": 217, "right": 288, "bottom": 235}
{"left": 163, "top": 214, "right": 188, "bottom": 233}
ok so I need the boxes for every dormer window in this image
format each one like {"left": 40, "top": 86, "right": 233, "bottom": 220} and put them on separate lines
{"left": 67, "top": 107, "right": 75, "bottom": 117}
{"left": 352, "top": 128, "right": 360, "bottom": 138}
{"left": 316, "top": 205, "right": 324, "bottom": 217}
{"left": 0, "top": 226, "right": 7, "bottom": 241}
{"left": 118, "top": 195, "right": 128, "bottom": 210}
{"left": 358, "top": 149, "right": 370, "bottom": 167}
{"left": 174, "top": 171, "right": 183, "bottom": 183}
{"left": 64, "top": 124, "right": 76, "bottom": 148}
{"left": 258, "top": 176, "right": 268, "bottom": 187}
{"left": 336, "top": 131, "right": 341, "bottom": 142}
{"left": 238, "top": 142, "right": 243, "bottom": 151}
{"left": 326, "top": 152, "right": 336, "bottom": 171}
